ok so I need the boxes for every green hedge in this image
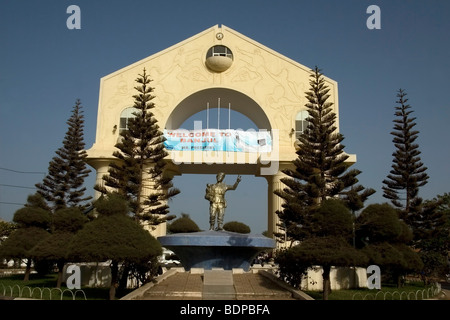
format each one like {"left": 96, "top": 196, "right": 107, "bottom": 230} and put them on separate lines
{"left": 223, "top": 221, "right": 251, "bottom": 234}
{"left": 167, "top": 214, "right": 200, "bottom": 233}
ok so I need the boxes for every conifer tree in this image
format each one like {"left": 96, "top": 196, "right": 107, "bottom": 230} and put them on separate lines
{"left": 417, "top": 193, "right": 450, "bottom": 282}
{"left": 0, "top": 194, "right": 51, "bottom": 281}
{"left": 96, "top": 69, "right": 179, "bottom": 224}
{"left": 382, "top": 89, "right": 429, "bottom": 219}
{"left": 29, "top": 207, "right": 87, "bottom": 288}
{"left": 67, "top": 193, "right": 162, "bottom": 300}
{"left": 275, "top": 67, "right": 373, "bottom": 244}
{"left": 341, "top": 185, "right": 376, "bottom": 247}
{"left": 275, "top": 199, "right": 368, "bottom": 299}
{"left": 356, "top": 203, "right": 423, "bottom": 287}
{"left": 381, "top": 90, "right": 449, "bottom": 280}
{"left": 36, "top": 99, "right": 91, "bottom": 212}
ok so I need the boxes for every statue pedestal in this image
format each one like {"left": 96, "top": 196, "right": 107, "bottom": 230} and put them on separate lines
{"left": 158, "top": 230, "right": 276, "bottom": 271}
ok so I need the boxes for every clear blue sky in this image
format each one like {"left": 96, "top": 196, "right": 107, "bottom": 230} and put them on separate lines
{"left": 1, "top": 0, "right": 449, "bottom": 234}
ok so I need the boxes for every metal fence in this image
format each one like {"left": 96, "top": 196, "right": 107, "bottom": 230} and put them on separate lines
{"left": 0, "top": 283, "right": 87, "bottom": 300}
{"left": 352, "top": 282, "right": 442, "bottom": 300}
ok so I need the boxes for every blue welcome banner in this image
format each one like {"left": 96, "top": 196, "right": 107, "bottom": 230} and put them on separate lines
{"left": 164, "top": 129, "right": 272, "bottom": 152}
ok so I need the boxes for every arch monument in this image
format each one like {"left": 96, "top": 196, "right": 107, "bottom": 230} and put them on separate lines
{"left": 85, "top": 25, "right": 356, "bottom": 245}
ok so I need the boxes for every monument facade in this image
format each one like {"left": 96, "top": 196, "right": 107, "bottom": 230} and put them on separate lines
{"left": 85, "top": 24, "right": 356, "bottom": 243}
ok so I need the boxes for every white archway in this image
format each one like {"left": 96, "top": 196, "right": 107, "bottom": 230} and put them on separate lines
{"left": 165, "top": 87, "right": 272, "bottom": 131}
{"left": 163, "top": 87, "right": 278, "bottom": 235}
{"left": 85, "top": 25, "right": 355, "bottom": 243}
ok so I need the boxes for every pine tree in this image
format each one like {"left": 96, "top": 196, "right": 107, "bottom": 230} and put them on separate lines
{"left": 356, "top": 203, "right": 422, "bottom": 287}
{"left": 29, "top": 207, "right": 87, "bottom": 288}
{"left": 341, "top": 185, "right": 376, "bottom": 247}
{"left": 0, "top": 195, "right": 51, "bottom": 281}
{"left": 96, "top": 69, "right": 180, "bottom": 224}
{"left": 275, "top": 199, "right": 368, "bottom": 300}
{"left": 275, "top": 67, "right": 373, "bottom": 244}
{"left": 382, "top": 89, "right": 429, "bottom": 218}
{"left": 67, "top": 193, "right": 162, "bottom": 300}
{"left": 413, "top": 194, "right": 449, "bottom": 282}
{"left": 36, "top": 99, "right": 92, "bottom": 212}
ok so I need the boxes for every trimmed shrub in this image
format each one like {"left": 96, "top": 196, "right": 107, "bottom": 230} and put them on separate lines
{"left": 167, "top": 214, "right": 200, "bottom": 233}
{"left": 223, "top": 221, "right": 251, "bottom": 234}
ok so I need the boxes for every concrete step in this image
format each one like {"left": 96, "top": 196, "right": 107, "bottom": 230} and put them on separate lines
{"left": 202, "top": 269, "right": 236, "bottom": 300}
{"left": 203, "top": 269, "right": 234, "bottom": 286}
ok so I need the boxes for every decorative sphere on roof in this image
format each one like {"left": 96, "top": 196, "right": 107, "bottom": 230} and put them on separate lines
{"left": 205, "top": 45, "right": 233, "bottom": 72}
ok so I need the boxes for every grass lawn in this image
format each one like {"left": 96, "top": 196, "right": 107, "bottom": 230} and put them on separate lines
{"left": 304, "top": 281, "right": 440, "bottom": 300}
{"left": 0, "top": 273, "right": 132, "bottom": 300}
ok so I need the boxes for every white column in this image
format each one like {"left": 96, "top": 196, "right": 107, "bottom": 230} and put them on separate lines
{"left": 265, "top": 171, "right": 286, "bottom": 240}
{"left": 140, "top": 165, "right": 165, "bottom": 238}
{"left": 87, "top": 159, "right": 112, "bottom": 200}
{"left": 140, "top": 165, "right": 180, "bottom": 238}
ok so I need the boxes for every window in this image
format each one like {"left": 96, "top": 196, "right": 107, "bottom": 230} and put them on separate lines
{"left": 206, "top": 45, "right": 233, "bottom": 59}
{"left": 119, "top": 107, "right": 138, "bottom": 134}
{"left": 295, "top": 110, "right": 309, "bottom": 139}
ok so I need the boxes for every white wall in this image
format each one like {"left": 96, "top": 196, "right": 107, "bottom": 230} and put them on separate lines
{"left": 300, "top": 266, "right": 368, "bottom": 291}
{"left": 62, "top": 262, "right": 111, "bottom": 288}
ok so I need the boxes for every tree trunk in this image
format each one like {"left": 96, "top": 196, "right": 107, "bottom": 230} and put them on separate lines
{"left": 56, "top": 261, "right": 65, "bottom": 288}
{"left": 118, "top": 263, "right": 131, "bottom": 295}
{"left": 396, "top": 273, "right": 404, "bottom": 288}
{"left": 109, "top": 261, "right": 119, "bottom": 300}
{"left": 23, "top": 259, "right": 32, "bottom": 282}
{"left": 322, "top": 265, "right": 331, "bottom": 300}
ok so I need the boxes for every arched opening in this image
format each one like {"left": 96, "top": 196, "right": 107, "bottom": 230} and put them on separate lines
{"left": 168, "top": 110, "right": 268, "bottom": 233}
{"left": 164, "top": 88, "right": 271, "bottom": 234}
{"left": 165, "top": 88, "right": 271, "bottom": 131}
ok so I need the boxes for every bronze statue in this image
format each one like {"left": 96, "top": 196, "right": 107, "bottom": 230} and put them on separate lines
{"left": 205, "top": 172, "right": 241, "bottom": 231}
